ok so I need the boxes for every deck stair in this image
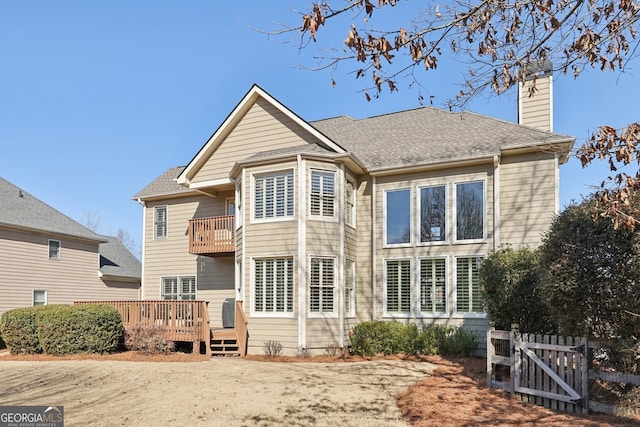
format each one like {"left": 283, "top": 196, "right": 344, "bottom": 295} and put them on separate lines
{"left": 210, "top": 328, "right": 241, "bottom": 356}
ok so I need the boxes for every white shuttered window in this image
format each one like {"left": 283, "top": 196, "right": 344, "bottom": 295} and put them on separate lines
{"left": 161, "top": 276, "right": 196, "bottom": 300}
{"left": 310, "top": 170, "right": 335, "bottom": 217}
{"left": 254, "top": 171, "right": 294, "bottom": 220}
{"left": 456, "top": 257, "right": 484, "bottom": 313}
{"left": 385, "top": 259, "right": 411, "bottom": 314}
{"left": 420, "top": 258, "right": 447, "bottom": 314}
{"left": 309, "top": 257, "right": 335, "bottom": 313}
{"left": 254, "top": 258, "right": 294, "bottom": 314}
{"left": 154, "top": 206, "right": 167, "bottom": 239}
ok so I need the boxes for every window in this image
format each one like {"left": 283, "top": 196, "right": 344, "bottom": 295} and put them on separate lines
{"left": 48, "top": 240, "right": 60, "bottom": 260}
{"left": 385, "top": 259, "right": 411, "bottom": 315}
{"left": 235, "top": 181, "right": 243, "bottom": 229}
{"left": 161, "top": 276, "right": 196, "bottom": 300}
{"left": 254, "top": 171, "right": 294, "bottom": 220}
{"left": 345, "top": 180, "right": 355, "bottom": 226}
{"left": 345, "top": 259, "right": 355, "bottom": 317}
{"left": 33, "top": 290, "right": 47, "bottom": 306}
{"left": 420, "top": 185, "right": 446, "bottom": 242}
{"left": 456, "top": 257, "right": 484, "bottom": 313}
{"left": 456, "top": 181, "right": 485, "bottom": 241}
{"left": 310, "top": 170, "right": 335, "bottom": 218}
{"left": 420, "top": 258, "right": 447, "bottom": 314}
{"left": 254, "top": 258, "right": 294, "bottom": 314}
{"left": 154, "top": 206, "right": 167, "bottom": 239}
{"left": 385, "top": 189, "right": 411, "bottom": 245}
{"left": 309, "top": 257, "right": 335, "bottom": 314}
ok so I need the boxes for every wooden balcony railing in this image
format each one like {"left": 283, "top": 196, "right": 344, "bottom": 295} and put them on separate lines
{"left": 75, "top": 300, "right": 211, "bottom": 355}
{"left": 188, "top": 216, "right": 235, "bottom": 255}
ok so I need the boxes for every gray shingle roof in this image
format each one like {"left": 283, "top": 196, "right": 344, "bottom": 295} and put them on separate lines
{"left": 244, "top": 143, "right": 336, "bottom": 161}
{"left": 133, "top": 167, "right": 188, "bottom": 200}
{"left": 310, "top": 107, "right": 572, "bottom": 171}
{"left": 0, "top": 176, "right": 105, "bottom": 241}
{"left": 99, "top": 235, "right": 141, "bottom": 281}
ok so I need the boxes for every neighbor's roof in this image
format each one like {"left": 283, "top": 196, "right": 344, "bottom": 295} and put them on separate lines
{"left": 311, "top": 107, "right": 573, "bottom": 172}
{"left": 133, "top": 167, "right": 188, "bottom": 200}
{"left": 99, "top": 235, "right": 141, "bottom": 281}
{"left": 0, "top": 176, "right": 106, "bottom": 242}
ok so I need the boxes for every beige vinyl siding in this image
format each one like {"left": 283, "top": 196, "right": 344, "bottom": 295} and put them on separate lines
{"left": 306, "top": 318, "right": 341, "bottom": 349}
{"left": 192, "top": 99, "right": 318, "bottom": 184}
{"left": 354, "top": 176, "right": 373, "bottom": 323}
{"left": 519, "top": 76, "right": 553, "bottom": 132}
{"left": 499, "top": 152, "right": 557, "bottom": 248}
{"left": 0, "top": 227, "right": 137, "bottom": 316}
{"left": 245, "top": 318, "right": 298, "bottom": 355}
{"left": 142, "top": 194, "right": 235, "bottom": 323}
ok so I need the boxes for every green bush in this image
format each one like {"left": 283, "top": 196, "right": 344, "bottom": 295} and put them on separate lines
{"left": 350, "top": 321, "right": 478, "bottom": 357}
{"left": 0, "top": 306, "right": 47, "bottom": 354}
{"left": 0, "top": 304, "right": 123, "bottom": 355}
{"left": 37, "top": 304, "right": 123, "bottom": 355}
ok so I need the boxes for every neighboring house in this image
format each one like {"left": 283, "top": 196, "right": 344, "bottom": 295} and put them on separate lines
{"left": 134, "top": 70, "right": 574, "bottom": 355}
{"left": 0, "top": 177, "right": 140, "bottom": 316}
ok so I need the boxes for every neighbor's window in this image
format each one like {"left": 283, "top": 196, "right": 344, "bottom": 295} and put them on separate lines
{"left": 254, "top": 257, "right": 294, "bottom": 314}
{"left": 420, "top": 185, "right": 447, "bottom": 242}
{"left": 456, "top": 257, "right": 484, "bottom": 314}
{"left": 254, "top": 171, "right": 294, "bottom": 220}
{"left": 385, "top": 259, "right": 411, "bottom": 315}
{"left": 385, "top": 189, "right": 411, "bottom": 245}
{"left": 48, "top": 240, "right": 60, "bottom": 260}
{"left": 455, "top": 181, "right": 485, "bottom": 241}
{"left": 420, "top": 258, "right": 447, "bottom": 315}
{"left": 309, "top": 257, "right": 335, "bottom": 314}
{"left": 161, "top": 276, "right": 196, "bottom": 300}
{"left": 33, "top": 290, "right": 47, "bottom": 306}
{"left": 310, "top": 170, "right": 335, "bottom": 218}
{"left": 154, "top": 206, "right": 168, "bottom": 239}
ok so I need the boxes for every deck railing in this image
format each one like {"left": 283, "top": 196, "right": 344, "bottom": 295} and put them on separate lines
{"left": 235, "top": 300, "right": 248, "bottom": 357}
{"left": 188, "top": 216, "right": 235, "bottom": 255}
{"left": 75, "top": 300, "right": 211, "bottom": 355}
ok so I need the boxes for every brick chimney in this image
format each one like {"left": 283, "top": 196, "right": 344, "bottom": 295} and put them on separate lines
{"left": 518, "top": 59, "right": 554, "bottom": 132}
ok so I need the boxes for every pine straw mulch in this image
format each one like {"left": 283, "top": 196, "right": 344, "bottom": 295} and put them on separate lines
{"left": 2, "top": 349, "right": 639, "bottom": 426}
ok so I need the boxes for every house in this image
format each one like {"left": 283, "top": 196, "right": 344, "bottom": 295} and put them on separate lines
{"left": 134, "top": 71, "right": 573, "bottom": 356}
{"left": 0, "top": 177, "right": 140, "bottom": 316}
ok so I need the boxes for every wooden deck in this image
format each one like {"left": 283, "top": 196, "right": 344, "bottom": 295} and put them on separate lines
{"left": 75, "top": 300, "right": 248, "bottom": 357}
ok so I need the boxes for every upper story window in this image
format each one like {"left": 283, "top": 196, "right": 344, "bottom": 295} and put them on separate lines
{"left": 310, "top": 170, "right": 335, "bottom": 218}
{"left": 419, "top": 185, "right": 447, "bottom": 242}
{"left": 385, "top": 189, "right": 411, "bottom": 245}
{"left": 48, "top": 240, "right": 60, "bottom": 260}
{"left": 309, "top": 257, "right": 335, "bottom": 314}
{"left": 154, "top": 206, "right": 168, "bottom": 239}
{"left": 254, "top": 171, "right": 294, "bottom": 220}
{"left": 345, "top": 180, "right": 356, "bottom": 227}
{"left": 455, "top": 181, "right": 485, "bottom": 241}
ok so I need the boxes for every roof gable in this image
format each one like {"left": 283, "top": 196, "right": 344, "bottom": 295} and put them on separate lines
{"left": 99, "top": 235, "right": 141, "bottom": 281}
{"left": 177, "top": 84, "right": 345, "bottom": 187}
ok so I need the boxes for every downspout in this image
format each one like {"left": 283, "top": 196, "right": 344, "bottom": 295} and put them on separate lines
{"left": 136, "top": 198, "right": 147, "bottom": 299}
{"left": 297, "top": 155, "right": 307, "bottom": 353}
{"left": 241, "top": 169, "right": 247, "bottom": 305}
{"left": 493, "top": 156, "right": 500, "bottom": 251}
{"left": 338, "top": 164, "right": 346, "bottom": 348}
{"left": 372, "top": 175, "right": 377, "bottom": 319}
{"left": 554, "top": 153, "right": 560, "bottom": 214}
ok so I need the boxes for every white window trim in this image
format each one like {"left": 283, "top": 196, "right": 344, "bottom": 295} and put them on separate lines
{"left": 453, "top": 179, "right": 487, "bottom": 244}
{"left": 417, "top": 256, "right": 449, "bottom": 318}
{"left": 308, "top": 255, "right": 338, "bottom": 318}
{"left": 33, "top": 289, "right": 47, "bottom": 306}
{"left": 160, "top": 275, "right": 197, "bottom": 300}
{"left": 250, "top": 256, "right": 296, "bottom": 318}
{"left": 153, "top": 205, "right": 168, "bottom": 240}
{"left": 382, "top": 258, "right": 413, "bottom": 318}
{"left": 235, "top": 181, "right": 243, "bottom": 229}
{"left": 48, "top": 239, "right": 61, "bottom": 260}
{"left": 416, "top": 183, "right": 449, "bottom": 246}
{"left": 383, "top": 187, "right": 412, "bottom": 248}
{"left": 345, "top": 178, "right": 356, "bottom": 229}
{"left": 251, "top": 169, "right": 296, "bottom": 224}
{"left": 452, "top": 255, "right": 487, "bottom": 319}
{"left": 309, "top": 169, "right": 338, "bottom": 222}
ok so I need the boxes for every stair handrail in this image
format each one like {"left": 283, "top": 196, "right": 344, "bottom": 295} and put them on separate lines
{"left": 235, "top": 300, "right": 248, "bottom": 357}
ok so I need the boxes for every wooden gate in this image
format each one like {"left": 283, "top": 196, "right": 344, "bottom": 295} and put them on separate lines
{"left": 487, "top": 328, "right": 589, "bottom": 414}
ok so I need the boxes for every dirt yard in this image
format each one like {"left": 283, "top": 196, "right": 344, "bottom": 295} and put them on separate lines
{"left": 0, "top": 351, "right": 638, "bottom": 426}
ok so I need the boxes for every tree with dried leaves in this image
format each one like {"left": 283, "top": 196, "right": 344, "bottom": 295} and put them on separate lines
{"left": 283, "top": 1, "right": 640, "bottom": 226}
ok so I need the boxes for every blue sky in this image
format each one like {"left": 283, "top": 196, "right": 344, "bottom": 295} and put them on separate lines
{"left": 1, "top": 2, "right": 638, "bottom": 255}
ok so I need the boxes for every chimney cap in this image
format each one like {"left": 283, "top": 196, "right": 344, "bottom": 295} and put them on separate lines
{"left": 524, "top": 58, "right": 553, "bottom": 80}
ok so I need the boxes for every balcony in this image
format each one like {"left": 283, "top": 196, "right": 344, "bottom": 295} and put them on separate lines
{"left": 188, "top": 215, "right": 235, "bottom": 256}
